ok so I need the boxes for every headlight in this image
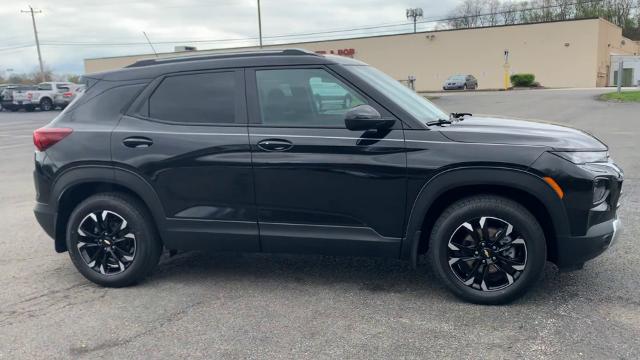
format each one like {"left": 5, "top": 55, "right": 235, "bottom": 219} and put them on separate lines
{"left": 592, "top": 178, "right": 609, "bottom": 204}
{"left": 553, "top": 151, "right": 609, "bottom": 164}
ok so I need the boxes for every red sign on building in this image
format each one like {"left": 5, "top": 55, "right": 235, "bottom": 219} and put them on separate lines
{"left": 315, "top": 48, "right": 356, "bottom": 58}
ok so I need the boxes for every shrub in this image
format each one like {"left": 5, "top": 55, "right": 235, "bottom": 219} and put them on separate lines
{"left": 510, "top": 73, "right": 536, "bottom": 87}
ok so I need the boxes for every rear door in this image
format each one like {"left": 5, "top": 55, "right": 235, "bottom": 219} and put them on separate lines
{"left": 112, "top": 69, "right": 259, "bottom": 252}
{"left": 246, "top": 66, "right": 407, "bottom": 257}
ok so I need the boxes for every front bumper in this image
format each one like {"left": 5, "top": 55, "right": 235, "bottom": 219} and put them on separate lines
{"left": 556, "top": 217, "right": 621, "bottom": 269}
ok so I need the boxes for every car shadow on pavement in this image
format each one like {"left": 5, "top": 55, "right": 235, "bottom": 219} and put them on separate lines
{"left": 142, "top": 250, "right": 579, "bottom": 305}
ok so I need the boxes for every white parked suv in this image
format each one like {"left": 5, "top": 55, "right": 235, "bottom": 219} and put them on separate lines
{"left": 14, "top": 82, "right": 81, "bottom": 111}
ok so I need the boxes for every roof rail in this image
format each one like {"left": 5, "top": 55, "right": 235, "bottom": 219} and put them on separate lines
{"left": 126, "top": 48, "right": 319, "bottom": 68}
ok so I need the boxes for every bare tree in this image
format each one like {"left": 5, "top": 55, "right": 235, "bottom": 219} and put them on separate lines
{"left": 447, "top": 0, "right": 484, "bottom": 28}
{"left": 500, "top": 0, "right": 519, "bottom": 24}
{"left": 442, "top": 0, "right": 639, "bottom": 39}
{"left": 553, "top": 0, "right": 574, "bottom": 20}
{"left": 28, "top": 66, "right": 53, "bottom": 83}
{"left": 486, "top": 0, "right": 502, "bottom": 25}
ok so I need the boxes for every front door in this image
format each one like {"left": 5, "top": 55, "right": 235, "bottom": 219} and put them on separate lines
{"left": 246, "top": 66, "right": 407, "bottom": 257}
{"left": 112, "top": 69, "right": 259, "bottom": 252}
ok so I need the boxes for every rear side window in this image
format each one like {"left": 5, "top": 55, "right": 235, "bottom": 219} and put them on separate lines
{"left": 149, "top": 72, "right": 236, "bottom": 124}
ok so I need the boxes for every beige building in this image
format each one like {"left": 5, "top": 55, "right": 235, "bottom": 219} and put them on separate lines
{"left": 85, "top": 18, "right": 640, "bottom": 92}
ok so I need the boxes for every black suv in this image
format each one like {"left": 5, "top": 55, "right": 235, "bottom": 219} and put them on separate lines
{"left": 33, "top": 49, "right": 623, "bottom": 304}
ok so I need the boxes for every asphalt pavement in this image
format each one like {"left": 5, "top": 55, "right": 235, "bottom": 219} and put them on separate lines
{"left": 0, "top": 88, "right": 638, "bottom": 359}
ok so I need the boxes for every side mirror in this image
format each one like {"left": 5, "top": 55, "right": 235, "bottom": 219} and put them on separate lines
{"left": 344, "top": 105, "right": 395, "bottom": 131}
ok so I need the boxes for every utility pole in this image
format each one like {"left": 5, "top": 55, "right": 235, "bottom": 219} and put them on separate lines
{"left": 21, "top": 5, "right": 45, "bottom": 82}
{"left": 406, "top": 8, "right": 423, "bottom": 33}
{"left": 257, "top": 0, "right": 263, "bottom": 48}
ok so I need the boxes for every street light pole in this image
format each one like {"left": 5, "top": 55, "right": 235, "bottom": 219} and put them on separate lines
{"left": 617, "top": 60, "right": 623, "bottom": 94}
{"left": 21, "top": 5, "right": 45, "bottom": 82}
{"left": 257, "top": 0, "right": 263, "bottom": 48}
{"left": 406, "top": 8, "right": 423, "bottom": 33}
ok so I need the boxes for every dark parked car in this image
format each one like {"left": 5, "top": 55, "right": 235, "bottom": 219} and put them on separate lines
{"left": 443, "top": 74, "right": 478, "bottom": 90}
{"left": 33, "top": 49, "right": 623, "bottom": 304}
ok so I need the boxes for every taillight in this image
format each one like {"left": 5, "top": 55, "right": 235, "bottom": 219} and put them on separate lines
{"left": 33, "top": 127, "right": 73, "bottom": 151}
{"left": 63, "top": 92, "right": 73, "bottom": 98}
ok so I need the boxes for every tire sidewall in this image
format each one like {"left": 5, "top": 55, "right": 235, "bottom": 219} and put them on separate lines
{"left": 40, "top": 98, "right": 52, "bottom": 111}
{"left": 66, "top": 195, "right": 159, "bottom": 287}
{"left": 430, "top": 198, "right": 546, "bottom": 304}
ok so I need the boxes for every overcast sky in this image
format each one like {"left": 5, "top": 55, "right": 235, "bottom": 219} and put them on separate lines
{"left": 0, "top": 0, "right": 464, "bottom": 76}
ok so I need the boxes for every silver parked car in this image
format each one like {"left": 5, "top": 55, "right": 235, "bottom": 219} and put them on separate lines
{"left": 442, "top": 74, "right": 478, "bottom": 90}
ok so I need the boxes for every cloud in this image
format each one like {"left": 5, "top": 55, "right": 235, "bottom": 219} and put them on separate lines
{"left": 0, "top": 0, "right": 460, "bottom": 75}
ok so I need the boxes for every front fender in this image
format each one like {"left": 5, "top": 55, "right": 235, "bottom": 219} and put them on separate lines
{"left": 401, "top": 166, "right": 570, "bottom": 262}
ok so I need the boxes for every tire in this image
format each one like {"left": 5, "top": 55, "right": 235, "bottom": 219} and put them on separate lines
{"left": 427, "top": 195, "right": 546, "bottom": 304}
{"left": 40, "top": 97, "right": 53, "bottom": 111}
{"left": 66, "top": 193, "right": 162, "bottom": 287}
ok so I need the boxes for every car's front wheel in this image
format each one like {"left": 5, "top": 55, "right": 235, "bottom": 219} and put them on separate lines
{"left": 428, "top": 195, "right": 546, "bottom": 304}
{"left": 66, "top": 193, "right": 162, "bottom": 287}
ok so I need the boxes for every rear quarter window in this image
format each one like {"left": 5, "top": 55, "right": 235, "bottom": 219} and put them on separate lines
{"left": 63, "top": 83, "right": 147, "bottom": 124}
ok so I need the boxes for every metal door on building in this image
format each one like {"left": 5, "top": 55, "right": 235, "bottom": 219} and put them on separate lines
{"left": 613, "top": 68, "right": 634, "bottom": 87}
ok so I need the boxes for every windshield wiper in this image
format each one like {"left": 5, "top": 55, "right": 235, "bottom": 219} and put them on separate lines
{"left": 451, "top": 112, "right": 472, "bottom": 119}
{"left": 426, "top": 112, "right": 473, "bottom": 127}
{"left": 426, "top": 118, "right": 453, "bottom": 126}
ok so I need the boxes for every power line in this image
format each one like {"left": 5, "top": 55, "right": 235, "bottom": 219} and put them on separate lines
{"left": 6, "top": 0, "right": 636, "bottom": 53}
{"left": 34, "top": 0, "right": 622, "bottom": 48}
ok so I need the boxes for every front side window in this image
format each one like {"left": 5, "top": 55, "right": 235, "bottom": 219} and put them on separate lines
{"left": 149, "top": 71, "right": 236, "bottom": 124}
{"left": 256, "top": 68, "right": 365, "bottom": 127}
{"left": 348, "top": 65, "right": 448, "bottom": 125}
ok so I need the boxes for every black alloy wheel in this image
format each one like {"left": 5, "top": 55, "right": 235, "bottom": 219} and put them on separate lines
{"left": 447, "top": 216, "right": 527, "bottom": 292}
{"left": 67, "top": 193, "right": 162, "bottom": 287}
{"left": 76, "top": 210, "right": 136, "bottom": 275}
{"left": 428, "top": 195, "right": 546, "bottom": 304}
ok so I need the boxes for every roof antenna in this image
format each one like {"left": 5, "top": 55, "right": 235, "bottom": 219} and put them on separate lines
{"left": 143, "top": 31, "right": 159, "bottom": 57}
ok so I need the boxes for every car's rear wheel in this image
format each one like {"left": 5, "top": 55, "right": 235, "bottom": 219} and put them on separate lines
{"left": 66, "top": 193, "right": 162, "bottom": 287}
{"left": 40, "top": 98, "right": 53, "bottom": 111}
{"left": 428, "top": 195, "right": 546, "bottom": 304}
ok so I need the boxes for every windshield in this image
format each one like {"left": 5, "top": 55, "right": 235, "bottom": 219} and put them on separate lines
{"left": 347, "top": 65, "right": 448, "bottom": 125}
{"left": 448, "top": 75, "right": 466, "bottom": 81}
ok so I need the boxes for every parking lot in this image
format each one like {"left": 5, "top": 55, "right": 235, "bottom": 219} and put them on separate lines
{"left": 0, "top": 88, "right": 639, "bottom": 359}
